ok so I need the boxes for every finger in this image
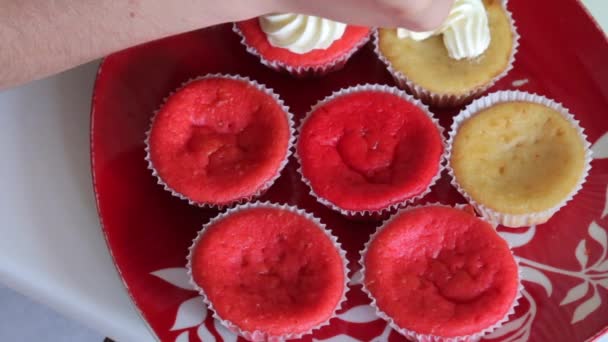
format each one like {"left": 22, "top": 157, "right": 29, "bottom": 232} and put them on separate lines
{"left": 410, "top": 0, "right": 454, "bottom": 31}
{"left": 389, "top": 0, "right": 455, "bottom": 31}
{"left": 271, "top": 1, "right": 392, "bottom": 27}
{"left": 261, "top": 0, "right": 454, "bottom": 30}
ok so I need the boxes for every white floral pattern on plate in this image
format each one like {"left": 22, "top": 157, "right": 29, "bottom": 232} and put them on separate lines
{"left": 484, "top": 221, "right": 608, "bottom": 342}
{"left": 151, "top": 268, "right": 237, "bottom": 342}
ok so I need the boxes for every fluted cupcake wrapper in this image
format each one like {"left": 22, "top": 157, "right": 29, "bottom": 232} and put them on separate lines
{"left": 185, "top": 201, "right": 350, "bottom": 342}
{"left": 359, "top": 203, "right": 524, "bottom": 342}
{"left": 446, "top": 90, "right": 593, "bottom": 228}
{"left": 232, "top": 23, "right": 371, "bottom": 78}
{"left": 295, "top": 83, "right": 447, "bottom": 217}
{"left": 373, "top": 0, "right": 520, "bottom": 108}
{"left": 144, "top": 74, "right": 295, "bottom": 209}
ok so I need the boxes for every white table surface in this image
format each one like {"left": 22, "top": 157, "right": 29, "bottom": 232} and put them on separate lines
{"left": 0, "top": 3, "right": 606, "bottom": 342}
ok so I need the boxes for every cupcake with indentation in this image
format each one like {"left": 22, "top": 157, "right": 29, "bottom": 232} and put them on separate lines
{"left": 361, "top": 204, "right": 521, "bottom": 341}
{"left": 296, "top": 84, "right": 445, "bottom": 216}
{"left": 187, "top": 202, "right": 348, "bottom": 341}
{"left": 145, "top": 74, "right": 294, "bottom": 207}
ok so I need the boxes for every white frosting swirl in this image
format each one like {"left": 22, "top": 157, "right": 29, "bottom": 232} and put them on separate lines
{"left": 396, "top": 0, "right": 491, "bottom": 60}
{"left": 259, "top": 14, "right": 347, "bottom": 54}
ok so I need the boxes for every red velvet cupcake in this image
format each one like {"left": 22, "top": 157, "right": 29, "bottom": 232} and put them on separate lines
{"left": 187, "top": 202, "right": 348, "bottom": 341}
{"left": 234, "top": 14, "right": 371, "bottom": 77}
{"left": 361, "top": 205, "right": 521, "bottom": 341}
{"left": 296, "top": 84, "right": 445, "bottom": 215}
{"left": 145, "top": 74, "right": 294, "bottom": 207}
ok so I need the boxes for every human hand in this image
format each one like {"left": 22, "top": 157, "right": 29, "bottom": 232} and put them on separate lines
{"left": 0, "top": 0, "right": 454, "bottom": 89}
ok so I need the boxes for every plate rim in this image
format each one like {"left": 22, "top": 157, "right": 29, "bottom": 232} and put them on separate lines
{"left": 90, "top": 57, "right": 162, "bottom": 342}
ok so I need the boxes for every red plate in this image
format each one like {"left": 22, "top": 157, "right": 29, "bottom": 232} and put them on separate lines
{"left": 91, "top": 0, "right": 608, "bottom": 341}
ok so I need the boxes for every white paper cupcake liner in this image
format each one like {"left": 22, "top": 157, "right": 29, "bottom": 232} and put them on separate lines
{"left": 295, "top": 84, "right": 446, "bottom": 217}
{"left": 373, "top": 0, "right": 520, "bottom": 108}
{"left": 446, "top": 90, "right": 593, "bottom": 228}
{"left": 359, "top": 203, "right": 523, "bottom": 342}
{"left": 233, "top": 23, "right": 371, "bottom": 78}
{"left": 185, "top": 201, "right": 350, "bottom": 341}
{"left": 144, "top": 74, "right": 295, "bottom": 209}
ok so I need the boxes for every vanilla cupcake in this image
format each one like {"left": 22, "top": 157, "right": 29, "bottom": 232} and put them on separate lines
{"left": 448, "top": 91, "right": 592, "bottom": 227}
{"left": 375, "top": 0, "right": 519, "bottom": 107}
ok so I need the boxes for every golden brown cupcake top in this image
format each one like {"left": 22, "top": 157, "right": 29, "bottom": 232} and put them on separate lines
{"left": 451, "top": 101, "right": 587, "bottom": 214}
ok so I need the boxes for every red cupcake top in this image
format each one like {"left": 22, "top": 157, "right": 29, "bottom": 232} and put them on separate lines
{"left": 363, "top": 206, "right": 519, "bottom": 337}
{"left": 189, "top": 205, "right": 346, "bottom": 337}
{"left": 297, "top": 88, "right": 444, "bottom": 213}
{"left": 235, "top": 19, "right": 370, "bottom": 67}
{"left": 147, "top": 76, "right": 291, "bottom": 205}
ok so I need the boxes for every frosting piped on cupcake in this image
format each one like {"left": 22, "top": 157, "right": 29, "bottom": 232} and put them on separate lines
{"left": 397, "top": 0, "right": 491, "bottom": 60}
{"left": 259, "top": 14, "right": 347, "bottom": 54}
